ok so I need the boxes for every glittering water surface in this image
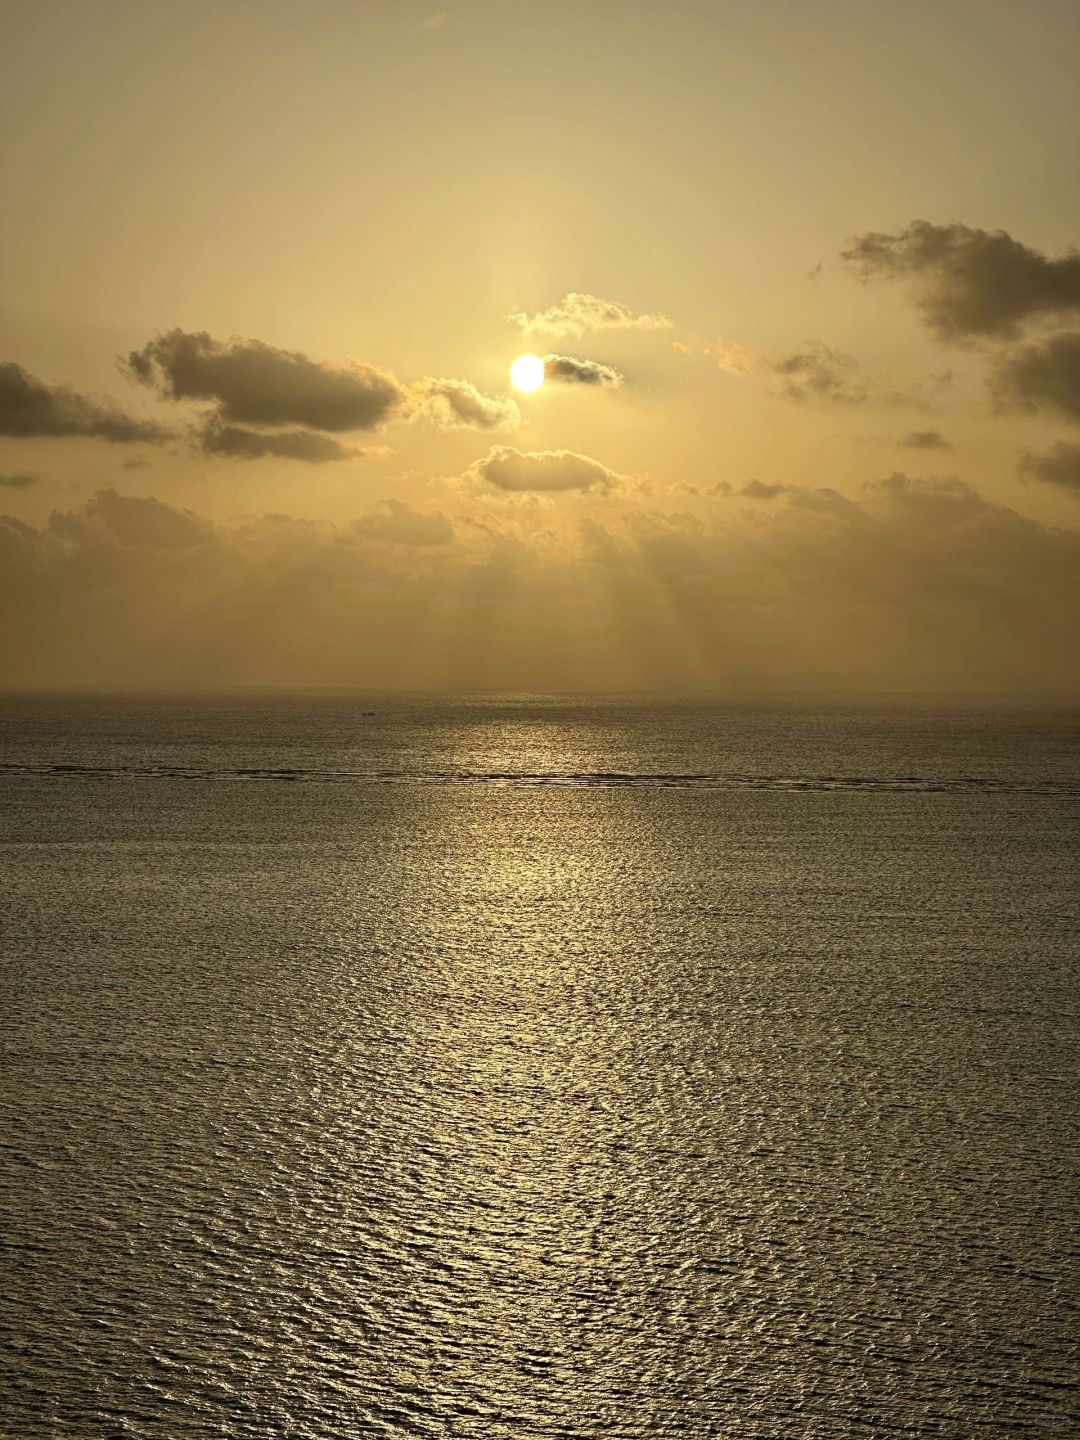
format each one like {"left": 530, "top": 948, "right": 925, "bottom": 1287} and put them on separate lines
{"left": 1, "top": 695, "right": 1078, "bottom": 1438}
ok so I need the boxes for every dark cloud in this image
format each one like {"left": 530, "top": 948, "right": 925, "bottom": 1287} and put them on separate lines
{"left": 508, "top": 292, "right": 671, "bottom": 338}
{"left": 198, "top": 419, "right": 359, "bottom": 463}
{"left": 122, "top": 329, "right": 405, "bottom": 431}
{"left": 543, "top": 355, "right": 624, "bottom": 388}
{"left": 122, "top": 457, "right": 151, "bottom": 471}
{"left": 467, "top": 446, "right": 626, "bottom": 493}
{"left": 901, "top": 429, "right": 952, "bottom": 450}
{"left": 842, "top": 220, "right": 1080, "bottom": 340}
{"left": 0, "top": 361, "right": 171, "bottom": 444}
{"left": 771, "top": 341, "right": 868, "bottom": 403}
{"left": 1020, "top": 441, "right": 1080, "bottom": 496}
{"left": 0, "top": 472, "right": 40, "bottom": 489}
{"left": 353, "top": 499, "right": 454, "bottom": 545}
{"left": 738, "top": 479, "right": 788, "bottom": 500}
{"left": 991, "top": 332, "right": 1080, "bottom": 422}
{"left": 410, "top": 377, "right": 519, "bottom": 429}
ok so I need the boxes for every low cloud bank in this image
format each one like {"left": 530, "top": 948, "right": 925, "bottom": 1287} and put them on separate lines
{"left": 3, "top": 476, "right": 1076, "bottom": 693}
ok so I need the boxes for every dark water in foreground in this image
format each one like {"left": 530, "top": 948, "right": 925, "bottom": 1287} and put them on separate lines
{"left": 1, "top": 694, "right": 1078, "bottom": 1439}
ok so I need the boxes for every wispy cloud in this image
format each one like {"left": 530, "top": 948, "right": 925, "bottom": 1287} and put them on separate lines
{"left": 413, "top": 11, "right": 449, "bottom": 34}
{"left": 770, "top": 341, "right": 868, "bottom": 404}
{"left": 508, "top": 293, "right": 670, "bottom": 339}
{"left": 198, "top": 419, "right": 362, "bottom": 463}
{"left": 673, "top": 337, "right": 753, "bottom": 375}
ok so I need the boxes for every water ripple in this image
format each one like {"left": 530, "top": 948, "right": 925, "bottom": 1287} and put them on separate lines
{"left": 1, "top": 760, "right": 1076, "bottom": 796}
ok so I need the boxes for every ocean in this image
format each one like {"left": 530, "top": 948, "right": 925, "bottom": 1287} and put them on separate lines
{"left": 1, "top": 693, "right": 1077, "bottom": 1438}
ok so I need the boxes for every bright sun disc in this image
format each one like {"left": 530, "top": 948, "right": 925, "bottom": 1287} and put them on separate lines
{"left": 510, "top": 353, "right": 545, "bottom": 392}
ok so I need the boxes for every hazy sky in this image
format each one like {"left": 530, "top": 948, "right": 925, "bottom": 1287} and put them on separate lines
{"left": 3, "top": 0, "right": 1079, "bottom": 691}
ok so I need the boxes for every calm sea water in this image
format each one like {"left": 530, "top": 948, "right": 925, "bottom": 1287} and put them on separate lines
{"left": 1, "top": 694, "right": 1077, "bottom": 1439}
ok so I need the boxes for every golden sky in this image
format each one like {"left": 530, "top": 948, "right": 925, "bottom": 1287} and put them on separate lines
{"left": 2, "top": 0, "right": 1079, "bottom": 691}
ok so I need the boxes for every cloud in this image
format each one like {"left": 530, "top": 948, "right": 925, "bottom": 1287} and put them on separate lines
{"left": 543, "top": 355, "right": 624, "bottom": 388}
{"left": 1020, "top": 441, "right": 1080, "bottom": 496}
{"left": 353, "top": 498, "right": 454, "bottom": 545}
{"left": 3, "top": 478, "right": 1077, "bottom": 692}
{"left": 990, "top": 332, "right": 1080, "bottom": 423}
{"left": 771, "top": 341, "right": 868, "bottom": 403}
{"left": 410, "top": 377, "right": 520, "bottom": 429}
{"left": 466, "top": 446, "right": 627, "bottom": 493}
{"left": 0, "top": 361, "right": 171, "bottom": 445}
{"left": 738, "top": 479, "right": 788, "bottom": 500}
{"left": 707, "top": 339, "right": 753, "bottom": 376}
{"left": 901, "top": 429, "right": 952, "bottom": 450}
{"left": 0, "top": 471, "right": 40, "bottom": 489}
{"left": 122, "top": 329, "right": 405, "bottom": 431}
{"left": 49, "top": 488, "right": 212, "bottom": 549}
{"left": 121, "top": 457, "right": 151, "bottom": 471}
{"left": 198, "top": 419, "right": 359, "bottom": 463}
{"left": 842, "top": 220, "right": 1080, "bottom": 340}
{"left": 508, "top": 293, "right": 671, "bottom": 339}
{"left": 123, "top": 331, "right": 514, "bottom": 440}
{"left": 673, "top": 337, "right": 753, "bottom": 375}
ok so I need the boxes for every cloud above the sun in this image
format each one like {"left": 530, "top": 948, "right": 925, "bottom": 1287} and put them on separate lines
{"left": 508, "top": 292, "right": 671, "bottom": 339}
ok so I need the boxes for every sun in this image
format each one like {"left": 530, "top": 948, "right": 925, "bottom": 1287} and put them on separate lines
{"left": 509, "top": 353, "right": 545, "bottom": 392}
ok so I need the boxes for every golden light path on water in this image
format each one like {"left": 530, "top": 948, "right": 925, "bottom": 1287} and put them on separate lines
{"left": 299, "top": 716, "right": 736, "bottom": 1428}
